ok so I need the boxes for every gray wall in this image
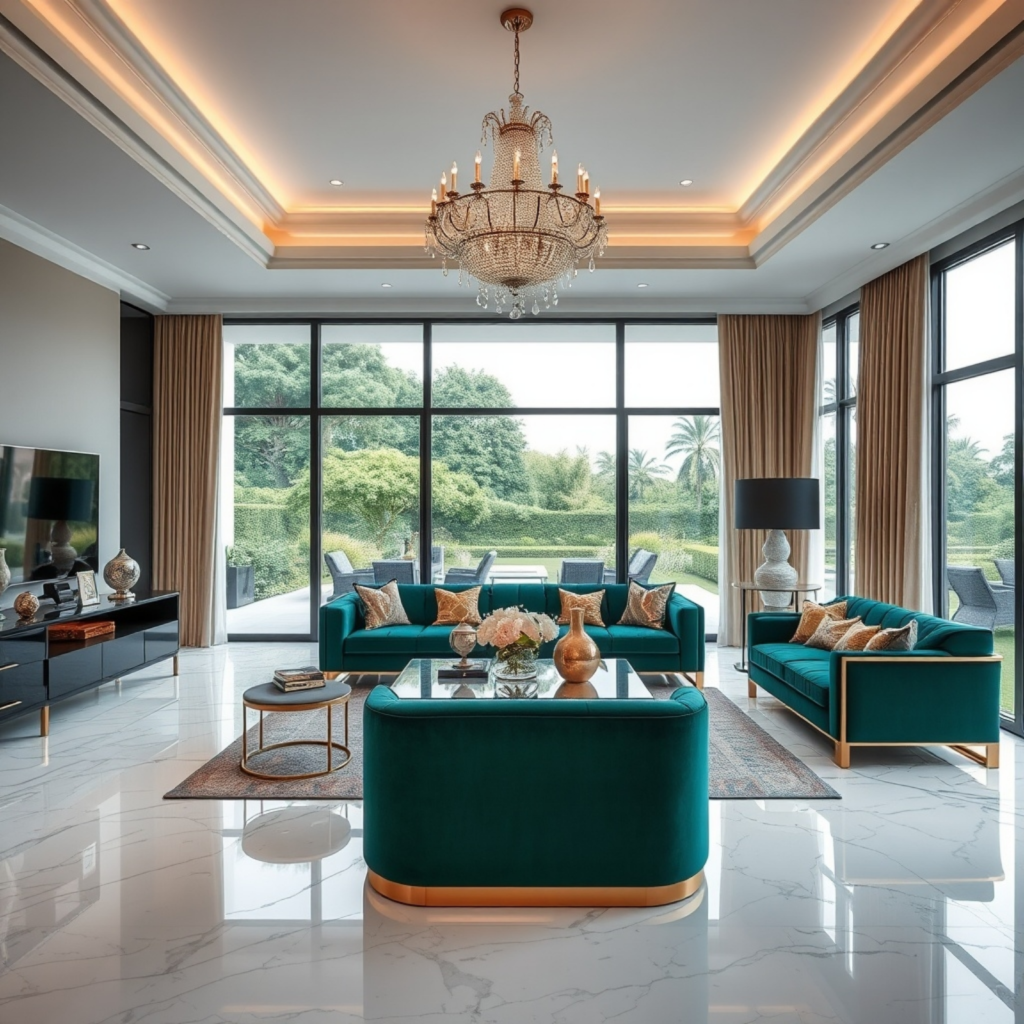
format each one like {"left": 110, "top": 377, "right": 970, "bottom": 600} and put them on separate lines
{"left": 0, "top": 238, "right": 121, "bottom": 591}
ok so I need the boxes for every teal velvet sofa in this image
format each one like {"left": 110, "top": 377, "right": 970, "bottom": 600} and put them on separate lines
{"left": 362, "top": 684, "right": 708, "bottom": 906}
{"left": 319, "top": 582, "right": 705, "bottom": 686}
{"left": 747, "top": 595, "right": 1002, "bottom": 768}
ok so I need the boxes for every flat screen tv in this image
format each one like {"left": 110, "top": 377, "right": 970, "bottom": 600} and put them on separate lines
{"left": 0, "top": 445, "right": 100, "bottom": 584}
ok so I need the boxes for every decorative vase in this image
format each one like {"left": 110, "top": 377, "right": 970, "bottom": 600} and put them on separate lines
{"left": 103, "top": 548, "right": 140, "bottom": 601}
{"left": 552, "top": 607, "right": 600, "bottom": 683}
{"left": 449, "top": 620, "right": 481, "bottom": 670}
{"left": 13, "top": 591, "right": 39, "bottom": 621}
{"left": 0, "top": 549, "right": 9, "bottom": 620}
{"left": 493, "top": 640, "right": 539, "bottom": 680}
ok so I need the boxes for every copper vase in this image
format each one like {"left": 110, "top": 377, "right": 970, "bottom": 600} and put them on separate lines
{"left": 552, "top": 607, "right": 600, "bottom": 683}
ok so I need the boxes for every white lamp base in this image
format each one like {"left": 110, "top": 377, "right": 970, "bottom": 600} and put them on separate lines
{"left": 753, "top": 529, "right": 798, "bottom": 608}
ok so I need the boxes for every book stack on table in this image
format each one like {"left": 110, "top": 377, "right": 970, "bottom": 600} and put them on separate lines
{"left": 274, "top": 666, "right": 326, "bottom": 692}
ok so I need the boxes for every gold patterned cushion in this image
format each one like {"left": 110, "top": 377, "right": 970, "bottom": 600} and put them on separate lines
{"left": 558, "top": 588, "right": 605, "bottom": 626}
{"left": 834, "top": 621, "right": 881, "bottom": 651}
{"left": 805, "top": 616, "right": 861, "bottom": 651}
{"left": 354, "top": 580, "right": 410, "bottom": 630}
{"left": 864, "top": 620, "right": 918, "bottom": 651}
{"left": 617, "top": 581, "right": 675, "bottom": 630}
{"left": 790, "top": 600, "right": 848, "bottom": 643}
{"left": 433, "top": 586, "right": 483, "bottom": 626}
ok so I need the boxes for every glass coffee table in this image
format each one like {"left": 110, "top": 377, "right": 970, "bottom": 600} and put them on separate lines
{"left": 390, "top": 658, "right": 653, "bottom": 700}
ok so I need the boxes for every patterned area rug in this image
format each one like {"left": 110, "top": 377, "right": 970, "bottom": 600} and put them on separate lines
{"left": 165, "top": 681, "right": 839, "bottom": 800}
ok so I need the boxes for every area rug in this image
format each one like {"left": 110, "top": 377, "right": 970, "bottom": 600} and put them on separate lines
{"left": 164, "top": 682, "right": 839, "bottom": 801}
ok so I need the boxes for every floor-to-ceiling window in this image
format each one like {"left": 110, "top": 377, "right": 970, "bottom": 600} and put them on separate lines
{"left": 932, "top": 225, "right": 1022, "bottom": 733}
{"left": 820, "top": 306, "right": 858, "bottom": 600}
{"left": 221, "top": 319, "right": 720, "bottom": 641}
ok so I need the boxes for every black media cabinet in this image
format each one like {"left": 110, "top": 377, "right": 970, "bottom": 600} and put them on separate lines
{"left": 0, "top": 590, "right": 179, "bottom": 735}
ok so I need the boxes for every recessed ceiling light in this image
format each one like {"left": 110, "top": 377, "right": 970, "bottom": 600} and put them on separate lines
{"left": 130, "top": 242, "right": 150, "bottom": 250}
{"left": 381, "top": 282, "right": 393, "bottom": 288}
{"left": 679, "top": 179, "right": 693, "bottom": 186}
{"left": 329, "top": 179, "right": 344, "bottom": 186}
{"left": 870, "top": 242, "right": 890, "bottom": 250}
{"left": 637, "top": 282, "right": 649, "bottom": 288}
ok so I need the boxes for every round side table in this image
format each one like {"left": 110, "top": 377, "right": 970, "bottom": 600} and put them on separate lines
{"left": 240, "top": 680, "right": 352, "bottom": 781}
{"left": 730, "top": 582, "right": 822, "bottom": 673}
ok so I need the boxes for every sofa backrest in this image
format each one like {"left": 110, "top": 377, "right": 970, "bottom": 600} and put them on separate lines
{"left": 835, "top": 596, "right": 993, "bottom": 656}
{"left": 394, "top": 583, "right": 633, "bottom": 626}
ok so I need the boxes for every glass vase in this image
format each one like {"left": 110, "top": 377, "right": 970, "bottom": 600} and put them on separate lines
{"left": 492, "top": 641, "right": 540, "bottom": 680}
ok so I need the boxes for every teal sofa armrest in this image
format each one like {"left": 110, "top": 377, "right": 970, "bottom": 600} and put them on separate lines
{"left": 363, "top": 684, "right": 709, "bottom": 901}
{"left": 319, "top": 592, "right": 362, "bottom": 671}
{"left": 827, "top": 650, "right": 1002, "bottom": 743}
{"left": 666, "top": 593, "right": 705, "bottom": 671}
{"left": 748, "top": 612, "right": 800, "bottom": 647}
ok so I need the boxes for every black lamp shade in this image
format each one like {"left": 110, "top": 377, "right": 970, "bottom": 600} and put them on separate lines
{"left": 27, "top": 477, "right": 95, "bottom": 522}
{"left": 734, "top": 478, "right": 820, "bottom": 530}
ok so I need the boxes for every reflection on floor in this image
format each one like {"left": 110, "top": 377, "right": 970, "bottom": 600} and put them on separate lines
{"left": 0, "top": 643, "right": 1017, "bottom": 1023}
{"left": 227, "top": 580, "right": 720, "bottom": 635}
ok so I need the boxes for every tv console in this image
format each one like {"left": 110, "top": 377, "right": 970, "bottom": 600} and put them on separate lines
{"left": 0, "top": 590, "right": 179, "bottom": 736}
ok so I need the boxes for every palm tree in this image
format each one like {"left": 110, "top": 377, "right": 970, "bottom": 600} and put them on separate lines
{"left": 627, "top": 448, "right": 668, "bottom": 501}
{"left": 665, "top": 416, "right": 721, "bottom": 512}
{"left": 595, "top": 450, "right": 616, "bottom": 477}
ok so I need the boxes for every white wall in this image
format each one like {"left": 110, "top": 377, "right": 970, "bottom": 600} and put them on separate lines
{"left": 0, "top": 238, "right": 121, "bottom": 589}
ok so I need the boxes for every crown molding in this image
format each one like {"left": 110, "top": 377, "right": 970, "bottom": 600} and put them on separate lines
{"left": 0, "top": 202, "right": 170, "bottom": 310}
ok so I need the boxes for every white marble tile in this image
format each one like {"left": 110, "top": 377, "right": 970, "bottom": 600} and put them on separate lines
{"left": 0, "top": 642, "right": 1020, "bottom": 1024}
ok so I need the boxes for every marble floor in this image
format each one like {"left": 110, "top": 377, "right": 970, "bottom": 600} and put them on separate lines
{"left": 0, "top": 644, "right": 1020, "bottom": 1023}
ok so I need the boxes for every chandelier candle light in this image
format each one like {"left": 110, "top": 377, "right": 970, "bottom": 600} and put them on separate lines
{"left": 425, "top": 8, "right": 608, "bottom": 318}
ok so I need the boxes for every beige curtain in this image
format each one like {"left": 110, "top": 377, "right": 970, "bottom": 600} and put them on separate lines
{"left": 719, "top": 314, "right": 819, "bottom": 645}
{"left": 855, "top": 255, "right": 928, "bottom": 607}
{"left": 153, "top": 315, "right": 223, "bottom": 647}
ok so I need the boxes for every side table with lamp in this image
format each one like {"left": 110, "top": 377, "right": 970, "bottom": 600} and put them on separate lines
{"left": 733, "top": 477, "right": 821, "bottom": 674}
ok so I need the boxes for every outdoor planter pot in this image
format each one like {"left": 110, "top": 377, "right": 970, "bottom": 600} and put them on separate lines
{"left": 319, "top": 582, "right": 705, "bottom": 687}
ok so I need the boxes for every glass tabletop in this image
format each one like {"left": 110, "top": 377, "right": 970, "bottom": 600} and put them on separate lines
{"left": 390, "top": 658, "right": 653, "bottom": 700}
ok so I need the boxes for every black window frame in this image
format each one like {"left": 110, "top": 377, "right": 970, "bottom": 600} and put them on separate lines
{"left": 222, "top": 317, "right": 721, "bottom": 643}
{"left": 931, "top": 221, "right": 1024, "bottom": 737}
{"left": 821, "top": 304, "right": 859, "bottom": 598}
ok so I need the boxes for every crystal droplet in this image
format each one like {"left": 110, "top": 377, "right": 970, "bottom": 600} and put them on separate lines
{"left": 552, "top": 290, "right": 559, "bottom": 306}
{"left": 532, "top": 301, "right": 540, "bottom": 316}
{"left": 510, "top": 306, "right": 522, "bottom": 320}
{"left": 588, "top": 257, "right": 595, "bottom": 272}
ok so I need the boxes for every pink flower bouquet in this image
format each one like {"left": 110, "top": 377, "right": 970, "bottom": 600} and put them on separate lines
{"left": 476, "top": 605, "right": 559, "bottom": 678}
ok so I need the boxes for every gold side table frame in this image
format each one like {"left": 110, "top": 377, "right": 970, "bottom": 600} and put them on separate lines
{"left": 240, "top": 688, "right": 352, "bottom": 781}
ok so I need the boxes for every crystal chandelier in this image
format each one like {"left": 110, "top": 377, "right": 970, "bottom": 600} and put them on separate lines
{"left": 425, "top": 8, "right": 607, "bottom": 319}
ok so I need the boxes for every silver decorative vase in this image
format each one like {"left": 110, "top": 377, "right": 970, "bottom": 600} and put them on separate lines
{"left": 754, "top": 529, "right": 798, "bottom": 609}
{"left": 0, "top": 548, "right": 9, "bottom": 620}
{"left": 13, "top": 591, "right": 39, "bottom": 620}
{"left": 104, "top": 548, "right": 141, "bottom": 601}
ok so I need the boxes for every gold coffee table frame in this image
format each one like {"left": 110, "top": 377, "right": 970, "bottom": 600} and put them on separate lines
{"left": 240, "top": 685, "right": 352, "bottom": 781}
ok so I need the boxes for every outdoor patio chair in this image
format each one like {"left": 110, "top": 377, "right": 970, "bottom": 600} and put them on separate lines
{"left": 947, "top": 565, "right": 1015, "bottom": 630}
{"left": 603, "top": 548, "right": 657, "bottom": 584}
{"left": 325, "top": 550, "right": 374, "bottom": 597}
{"left": 431, "top": 545, "right": 445, "bottom": 582}
{"left": 559, "top": 558, "right": 605, "bottom": 584}
{"left": 373, "top": 559, "right": 419, "bottom": 584}
{"left": 994, "top": 557, "right": 1015, "bottom": 589}
{"left": 444, "top": 550, "right": 497, "bottom": 585}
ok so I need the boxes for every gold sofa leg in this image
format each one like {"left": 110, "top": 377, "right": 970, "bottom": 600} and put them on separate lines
{"left": 693, "top": 672, "right": 704, "bottom": 691}
{"left": 323, "top": 671, "right": 343, "bottom": 681}
{"left": 40, "top": 706, "right": 49, "bottom": 737}
{"left": 986, "top": 743, "right": 1000, "bottom": 768}
{"left": 747, "top": 679, "right": 757, "bottom": 698}
{"left": 834, "top": 741, "right": 850, "bottom": 768}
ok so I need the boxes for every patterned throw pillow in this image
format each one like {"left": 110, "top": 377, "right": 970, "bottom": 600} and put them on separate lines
{"left": 433, "top": 586, "right": 482, "bottom": 626}
{"left": 834, "top": 621, "right": 881, "bottom": 651}
{"left": 558, "top": 588, "right": 605, "bottom": 626}
{"left": 354, "top": 580, "right": 411, "bottom": 630}
{"left": 617, "top": 581, "right": 675, "bottom": 630}
{"left": 864, "top": 620, "right": 918, "bottom": 651}
{"left": 790, "top": 600, "right": 849, "bottom": 644}
{"left": 805, "top": 616, "right": 862, "bottom": 651}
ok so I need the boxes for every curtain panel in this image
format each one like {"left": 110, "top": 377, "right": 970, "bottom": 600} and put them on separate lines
{"left": 719, "top": 314, "right": 819, "bottom": 646}
{"left": 855, "top": 255, "right": 928, "bottom": 608}
{"left": 153, "top": 315, "right": 223, "bottom": 648}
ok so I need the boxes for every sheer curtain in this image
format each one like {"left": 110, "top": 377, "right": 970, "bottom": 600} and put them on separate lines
{"left": 718, "top": 314, "right": 820, "bottom": 646}
{"left": 153, "top": 314, "right": 224, "bottom": 647}
{"left": 855, "top": 255, "right": 929, "bottom": 608}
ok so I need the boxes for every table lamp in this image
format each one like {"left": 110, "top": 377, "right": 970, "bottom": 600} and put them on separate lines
{"left": 27, "top": 477, "right": 95, "bottom": 575}
{"left": 735, "top": 478, "right": 820, "bottom": 609}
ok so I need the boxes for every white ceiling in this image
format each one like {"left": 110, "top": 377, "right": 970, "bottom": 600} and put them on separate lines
{"left": 0, "top": 0, "right": 1022, "bottom": 314}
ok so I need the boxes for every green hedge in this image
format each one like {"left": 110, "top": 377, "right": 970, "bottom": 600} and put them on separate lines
{"left": 234, "top": 503, "right": 290, "bottom": 541}
{"left": 465, "top": 545, "right": 600, "bottom": 559}
{"left": 680, "top": 543, "right": 719, "bottom": 584}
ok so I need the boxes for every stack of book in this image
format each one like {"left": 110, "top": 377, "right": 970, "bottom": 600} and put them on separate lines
{"left": 273, "top": 666, "right": 326, "bottom": 692}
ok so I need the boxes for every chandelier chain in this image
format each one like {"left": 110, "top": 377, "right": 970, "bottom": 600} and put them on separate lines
{"left": 513, "top": 24, "right": 520, "bottom": 95}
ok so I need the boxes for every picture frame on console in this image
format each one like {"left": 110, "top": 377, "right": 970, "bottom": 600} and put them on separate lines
{"left": 77, "top": 569, "right": 99, "bottom": 606}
